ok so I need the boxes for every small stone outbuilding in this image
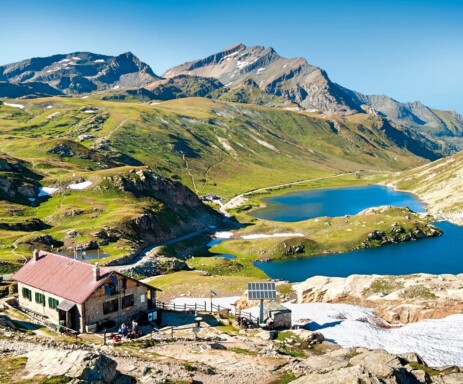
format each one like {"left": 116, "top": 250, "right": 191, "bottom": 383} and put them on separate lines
{"left": 264, "top": 302, "right": 292, "bottom": 329}
{"left": 12, "top": 250, "right": 159, "bottom": 333}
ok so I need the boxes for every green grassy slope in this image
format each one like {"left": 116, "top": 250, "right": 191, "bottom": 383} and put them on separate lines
{"left": 0, "top": 96, "right": 430, "bottom": 196}
{"left": 0, "top": 95, "right": 438, "bottom": 272}
{"left": 387, "top": 151, "right": 463, "bottom": 223}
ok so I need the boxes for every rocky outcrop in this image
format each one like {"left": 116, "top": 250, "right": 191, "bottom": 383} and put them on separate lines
{"left": 295, "top": 273, "right": 463, "bottom": 324}
{"left": 23, "top": 350, "right": 134, "bottom": 383}
{"left": 292, "top": 347, "right": 463, "bottom": 384}
{"left": 120, "top": 249, "right": 189, "bottom": 279}
{"left": 24, "top": 234, "right": 63, "bottom": 248}
{"left": 0, "top": 155, "right": 42, "bottom": 203}
{"left": 1, "top": 319, "right": 462, "bottom": 384}
{"left": 0, "top": 218, "right": 50, "bottom": 231}
{"left": 147, "top": 74, "right": 225, "bottom": 100}
{"left": 99, "top": 168, "right": 206, "bottom": 211}
{"left": 96, "top": 168, "right": 221, "bottom": 265}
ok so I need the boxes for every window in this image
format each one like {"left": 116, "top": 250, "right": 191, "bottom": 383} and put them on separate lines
{"left": 103, "top": 283, "right": 118, "bottom": 296}
{"left": 35, "top": 292, "right": 45, "bottom": 306}
{"left": 103, "top": 298, "right": 119, "bottom": 315}
{"left": 48, "top": 297, "right": 59, "bottom": 309}
{"left": 122, "top": 294, "right": 134, "bottom": 309}
{"left": 22, "top": 287, "right": 32, "bottom": 301}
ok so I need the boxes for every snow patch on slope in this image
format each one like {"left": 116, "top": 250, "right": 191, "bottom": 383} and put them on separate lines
{"left": 68, "top": 181, "right": 92, "bottom": 190}
{"left": 253, "top": 137, "right": 278, "bottom": 152}
{"left": 4, "top": 102, "right": 24, "bottom": 109}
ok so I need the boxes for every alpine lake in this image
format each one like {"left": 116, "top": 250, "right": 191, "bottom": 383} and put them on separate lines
{"left": 215, "top": 186, "right": 463, "bottom": 282}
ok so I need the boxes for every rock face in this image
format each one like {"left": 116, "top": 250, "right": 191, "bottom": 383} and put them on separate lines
{"left": 0, "top": 81, "right": 63, "bottom": 98}
{"left": 97, "top": 168, "right": 222, "bottom": 265}
{"left": 292, "top": 347, "right": 457, "bottom": 384}
{"left": 1, "top": 323, "right": 462, "bottom": 384}
{"left": 295, "top": 273, "right": 463, "bottom": 324}
{"left": 164, "top": 43, "right": 463, "bottom": 150}
{"left": 23, "top": 350, "right": 133, "bottom": 383}
{"left": 164, "top": 43, "right": 362, "bottom": 114}
{"left": 146, "top": 74, "right": 225, "bottom": 100}
{"left": 120, "top": 250, "right": 189, "bottom": 278}
{"left": 0, "top": 51, "right": 161, "bottom": 95}
{"left": 0, "top": 155, "right": 42, "bottom": 203}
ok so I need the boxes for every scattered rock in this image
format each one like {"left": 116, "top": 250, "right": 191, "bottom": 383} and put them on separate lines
{"left": 23, "top": 350, "right": 134, "bottom": 383}
{"left": 257, "top": 330, "right": 277, "bottom": 340}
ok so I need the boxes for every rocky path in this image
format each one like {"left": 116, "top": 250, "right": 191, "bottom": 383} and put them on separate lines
{"left": 107, "top": 227, "right": 212, "bottom": 272}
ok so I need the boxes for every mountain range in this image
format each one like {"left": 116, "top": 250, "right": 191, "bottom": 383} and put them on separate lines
{"left": 1, "top": 43, "right": 462, "bottom": 153}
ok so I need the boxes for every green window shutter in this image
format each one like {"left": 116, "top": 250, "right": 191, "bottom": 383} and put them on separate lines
{"left": 48, "top": 297, "right": 52, "bottom": 308}
{"left": 41, "top": 295, "right": 45, "bottom": 306}
{"left": 22, "top": 287, "right": 26, "bottom": 297}
{"left": 35, "top": 292, "right": 39, "bottom": 302}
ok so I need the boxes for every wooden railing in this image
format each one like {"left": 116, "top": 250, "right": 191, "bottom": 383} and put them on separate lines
{"left": 154, "top": 300, "right": 259, "bottom": 326}
{"left": 154, "top": 300, "right": 207, "bottom": 312}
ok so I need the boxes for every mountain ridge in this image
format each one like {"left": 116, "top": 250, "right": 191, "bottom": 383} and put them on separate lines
{"left": 165, "top": 43, "right": 463, "bottom": 150}
{"left": 1, "top": 45, "right": 462, "bottom": 152}
{"left": 0, "top": 51, "right": 161, "bottom": 95}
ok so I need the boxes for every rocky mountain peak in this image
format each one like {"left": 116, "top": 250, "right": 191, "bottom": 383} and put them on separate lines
{"left": 162, "top": 43, "right": 361, "bottom": 114}
{"left": 0, "top": 51, "right": 160, "bottom": 95}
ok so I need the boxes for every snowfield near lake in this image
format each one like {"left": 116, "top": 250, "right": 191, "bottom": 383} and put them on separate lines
{"left": 38, "top": 187, "right": 59, "bottom": 196}
{"left": 213, "top": 231, "right": 234, "bottom": 239}
{"left": 68, "top": 181, "right": 92, "bottom": 190}
{"left": 256, "top": 302, "right": 463, "bottom": 368}
{"left": 4, "top": 102, "right": 24, "bottom": 109}
{"left": 170, "top": 297, "right": 463, "bottom": 367}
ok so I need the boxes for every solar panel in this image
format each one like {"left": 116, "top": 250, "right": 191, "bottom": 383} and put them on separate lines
{"left": 247, "top": 282, "right": 276, "bottom": 300}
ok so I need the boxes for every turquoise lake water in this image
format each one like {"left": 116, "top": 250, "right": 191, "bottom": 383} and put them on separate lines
{"left": 247, "top": 186, "right": 463, "bottom": 282}
{"left": 252, "top": 185, "right": 426, "bottom": 221}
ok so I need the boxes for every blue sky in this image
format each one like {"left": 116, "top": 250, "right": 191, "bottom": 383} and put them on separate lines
{"left": 1, "top": 0, "right": 462, "bottom": 112}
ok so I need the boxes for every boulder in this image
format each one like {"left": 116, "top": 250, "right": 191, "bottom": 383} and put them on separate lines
{"left": 257, "top": 330, "right": 277, "bottom": 340}
{"left": 306, "top": 331, "right": 325, "bottom": 345}
{"left": 23, "top": 350, "right": 134, "bottom": 383}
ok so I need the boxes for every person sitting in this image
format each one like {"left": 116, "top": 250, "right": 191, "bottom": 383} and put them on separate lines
{"left": 119, "top": 322, "right": 128, "bottom": 336}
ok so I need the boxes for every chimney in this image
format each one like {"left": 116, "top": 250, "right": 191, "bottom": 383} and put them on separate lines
{"left": 33, "top": 249, "right": 40, "bottom": 261}
{"left": 93, "top": 263, "right": 100, "bottom": 281}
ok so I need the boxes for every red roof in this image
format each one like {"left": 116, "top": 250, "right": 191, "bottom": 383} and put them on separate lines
{"left": 12, "top": 251, "right": 112, "bottom": 304}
